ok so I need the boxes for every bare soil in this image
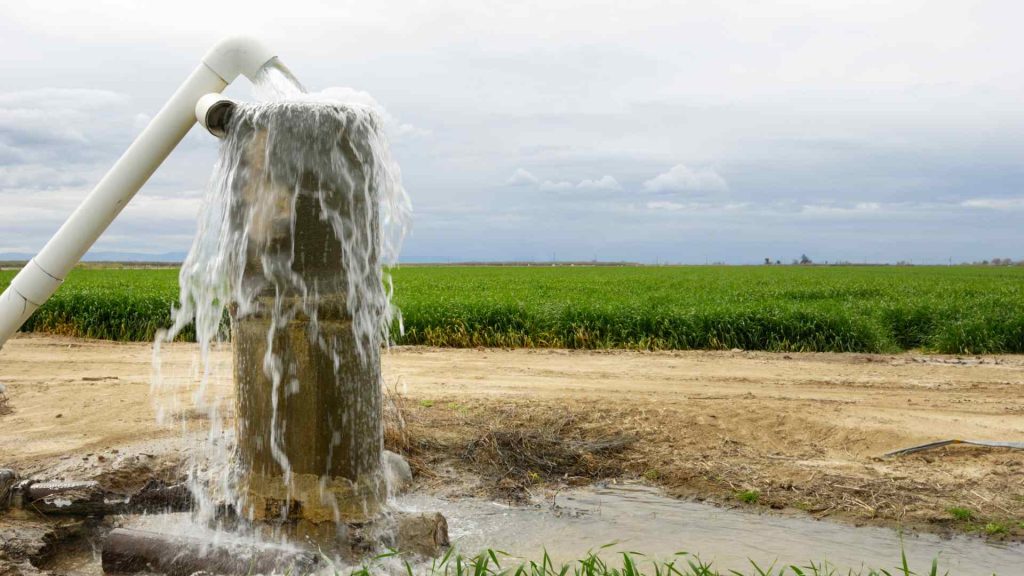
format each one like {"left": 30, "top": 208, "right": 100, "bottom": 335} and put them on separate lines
{"left": 2, "top": 334, "right": 1022, "bottom": 541}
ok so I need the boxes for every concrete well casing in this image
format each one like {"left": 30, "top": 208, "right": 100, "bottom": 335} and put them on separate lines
{"left": 227, "top": 105, "right": 386, "bottom": 529}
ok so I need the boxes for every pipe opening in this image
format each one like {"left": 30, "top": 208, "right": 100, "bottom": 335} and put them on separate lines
{"left": 195, "top": 93, "right": 237, "bottom": 138}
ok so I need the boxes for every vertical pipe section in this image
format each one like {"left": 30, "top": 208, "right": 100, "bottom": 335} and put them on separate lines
{"left": 0, "top": 64, "right": 228, "bottom": 349}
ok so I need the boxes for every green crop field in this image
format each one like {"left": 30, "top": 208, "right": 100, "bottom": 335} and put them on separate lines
{"left": 1, "top": 265, "right": 1022, "bottom": 354}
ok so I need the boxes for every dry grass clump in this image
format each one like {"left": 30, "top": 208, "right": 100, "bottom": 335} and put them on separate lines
{"left": 383, "top": 382, "right": 412, "bottom": 454}
{"left": 465, "top": 426, "right": 634, "bottom": 479}
{"left": 462, "top": 413, "right": 635, "bottom": 499}
{"left": 386, "top": 394, "right": 636, "bottom": 500}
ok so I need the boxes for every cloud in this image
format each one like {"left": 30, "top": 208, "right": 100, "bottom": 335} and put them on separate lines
{"left": 510, "top": 170, "right": 621, "bottom": 193}
{"left": 0, "top": 164, "right": 93, "bottom": 188}
{"left": 961, "top": 197, "right": 1024, "bottom": 210}
{"left": 396, "top": 123, "right": 432, "bottom": 138}
{"left": 643, "top": 164, "right": 728, "bottom": 194}
{"left": 0, "top": 88, "right": 137, "bottom": 163}
{"left": 132, "top": 113, "right": 152, "bottom": 134}
{"left": 538, "top": 180, "right": 574, "bottom": 191}
{"left": 576, "top": 175, "right": 621, "bottom": 191}
{"left": 646, "top": 200, "right": 750, "bottom": 212}
{"left": 0, "top": 89, "right": 133, "bottom": 150}
{"left": 647, "top": 200, "right": 690, "bottom": 211}
{"left": 800, "top": 202, "right": 882, "bottom": 217}
{"left": 506, "top": 168, "right": 538, "bottom": 186}
{"left": 0, "top": 88, "right": 127, "bottom": 110}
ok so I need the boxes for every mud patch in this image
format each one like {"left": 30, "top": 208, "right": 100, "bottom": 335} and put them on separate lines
{"left": 0, "top": 515, "right": 88, "bottom": 572}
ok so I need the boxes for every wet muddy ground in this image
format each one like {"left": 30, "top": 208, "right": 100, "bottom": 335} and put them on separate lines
{"left": 1, "top": 334, "right": 1023, "bottom": 573}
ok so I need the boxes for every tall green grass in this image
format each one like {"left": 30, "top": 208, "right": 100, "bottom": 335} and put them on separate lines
{"left": 0, "top": 268, "right": 190, "bottom": 342}
{"left": 391, "top": 266, "right": 1024, "bottom": 354}
{"left": 1, "top": 265, "right": 1021, "bottom": 354}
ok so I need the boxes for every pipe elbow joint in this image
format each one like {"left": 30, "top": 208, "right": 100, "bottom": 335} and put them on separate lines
{"left": 202, "top": 36, "right": 276, "bottom": 83}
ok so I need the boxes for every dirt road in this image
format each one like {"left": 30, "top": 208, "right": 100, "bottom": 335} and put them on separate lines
{"left": 1, "top": 334, "right": 1022, "bottom": 538}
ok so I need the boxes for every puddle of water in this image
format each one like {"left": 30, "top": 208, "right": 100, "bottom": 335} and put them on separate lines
{"left": 396, "top": 483, "right": 1023, "bottom": 576}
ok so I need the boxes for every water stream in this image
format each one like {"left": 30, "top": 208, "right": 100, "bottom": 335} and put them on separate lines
{"left": 397, "top": 483, "right": 1023, "bottom": 576}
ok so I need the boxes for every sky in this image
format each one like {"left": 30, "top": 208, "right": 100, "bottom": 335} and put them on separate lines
{"left": 1, "top": 1, "right": 1022, "bottom": 264}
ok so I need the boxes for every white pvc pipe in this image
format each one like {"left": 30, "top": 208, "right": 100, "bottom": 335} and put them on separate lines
{"left": 0, "top": 36, "right": 276, "bottom": 349}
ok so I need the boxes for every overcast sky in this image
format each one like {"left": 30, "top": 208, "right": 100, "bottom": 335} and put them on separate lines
{"left": 1, "top": 1, "right": 1022, "bottom": 264}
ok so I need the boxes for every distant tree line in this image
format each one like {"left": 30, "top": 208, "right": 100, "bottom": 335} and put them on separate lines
{"left": 761, "top": 256, "right": 1024, "bottom": 266}
{"left": 978, "top": 258, "right": 1023, "bottom": 266}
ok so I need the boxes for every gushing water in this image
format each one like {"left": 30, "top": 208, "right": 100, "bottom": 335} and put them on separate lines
{"left": 153, "top": 59, "right": 410, "bottom": 541}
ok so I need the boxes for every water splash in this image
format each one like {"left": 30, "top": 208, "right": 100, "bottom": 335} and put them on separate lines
{"left": 154, "top": 59, "right": 411, "bottom": 538}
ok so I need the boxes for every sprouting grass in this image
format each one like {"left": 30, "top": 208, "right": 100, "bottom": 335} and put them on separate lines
{"left": 2, "top": 265, "right": 1023, "bottom": 354}
{"left": 346, "top": 547, "right": 957, "bottom": 576}
{"left": 983, "top": 522, "right": 1008, "bottom": 536}
{"left": 737, "top": 490, "right": 760, "bottom": 504}
{"left": 947, "top": 507, "right": 974, "bottom": 522}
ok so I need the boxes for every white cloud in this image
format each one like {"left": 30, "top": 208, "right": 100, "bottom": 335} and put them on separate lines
{"left": 646, "top": 200, "right": 690, "bottom": 211}
{"left": 646, "top": 200, "right": 750, "bottom": 212}
{"left": 0, "top": 164, "right": 93, "bottom": 188}
{"left": 506, "top": 168, "right": 538, "bottom": 186}
{"left": 539, "top": 180, "right": 574, "bottom": 191}
{"left": 396, "top": 123, "right": 432, "bottom": 138}
{"left": 512, "top": 171, "right": 621, "bottom": 193}
{"left": 132, "top": 113, "right": 152, "bottom": 134}
{"left": 0, "top": 108, "right": 90, "bottom": 145}
{"left": 642, "top": 164, "right": 728, "bottom": 194}
{"left": 961, "top": 198, "right": 1024, "bottom": 210}
{"left": 576, "top": 175, "right": 621, "bottom": 191}
{"left": 121, "top": 194, "right": 203, "bottom": 221}
{"left": 799, "top": 202, "right": 883, "bottom": 217}
{"left": 0, "top": 88, "right": 137, "bottom": 154}
{"left": 0, "top": 88, "right": 127, "bottom": 110}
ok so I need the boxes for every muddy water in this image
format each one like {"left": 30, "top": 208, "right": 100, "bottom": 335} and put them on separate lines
{"left": 396, "top": 483, "right": 1022, "bottom": 576}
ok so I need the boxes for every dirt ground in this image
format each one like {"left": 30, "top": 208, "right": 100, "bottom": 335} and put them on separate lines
{"left": 1, "top": 334, "right": 1023, "bottom": 541}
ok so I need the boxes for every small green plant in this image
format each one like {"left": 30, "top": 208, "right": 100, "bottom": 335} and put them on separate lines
{"left": 737, "top": 489, "right": 760, "bottom": 504}
{"left": 418, "top": 399, "right": 435, "bottom": 408}
{"left": 643, "top": 468, "right": 661, "bottom": 481}
{"left": 348, "top": 546, "right": 957, "bottom": 576}
{"left": 984, "top": 522, "right": 1008, "bottom": 536}
{"left": 947, "top": 506, "right": 974, "bottom": 522}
